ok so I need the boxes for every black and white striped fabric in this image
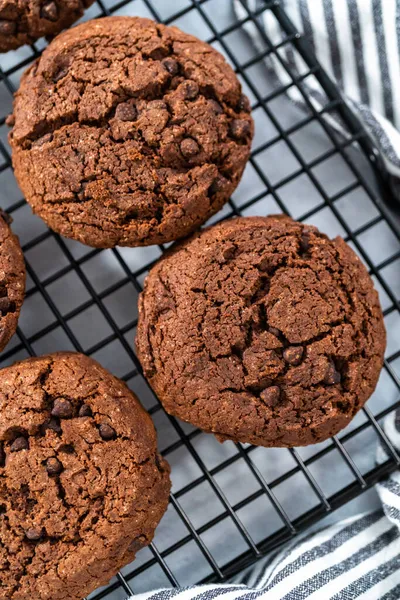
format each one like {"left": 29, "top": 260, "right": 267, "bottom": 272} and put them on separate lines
{"left": 130, "top": 416, "right": 400, "bottom": 599}
{"left": 128, "top": 2, "right": 400, "bottom": 598}
{"left": 234, "top": 0, "right": 400, "bottom": 170}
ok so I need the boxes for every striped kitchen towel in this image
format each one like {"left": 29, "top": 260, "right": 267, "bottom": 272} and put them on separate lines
{"left": 130, "top": 417, "right": 400, "bottom": 599}
{"left": 127, "top": 1, "right": 400, "bottom": 598}
{"left": 234, "top": 0, "right": 400, "bottom": 171}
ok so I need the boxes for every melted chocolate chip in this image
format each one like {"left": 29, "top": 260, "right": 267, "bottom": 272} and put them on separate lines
{"left": 209, "top": 99, "right": 223, "bottom": 114}
{"left": 53, "top": 66, "right": 68, "bottom": 82}
{"left": 51, "top": 398, "right": 73, "bottom": 419}
{"left": 40, "top": 0, "right": 59, "bottom": 21}
{"left": 115, "top": 102, "right": 137, "bottom": 122}
{"left": 0, "top": 445, "right": 5, "bottom": 467}
{"left": 162, "top": 57, "right": 179, "bottom": 76}
{"left": 181, "top": 80, "right": 199, "bottom": 100}
{"left": 78, "top": 404, "right": 92, "bottom": 417}
{"left": 99, "top": 424, "right": 116, "bottom": 440}
{"left": 323, "top": 362, "right": 341, "bottom": 385}
{"left": 25, "top": 528, "right": 44, "bottom": 541}
{"left": 10, "top": 437, "right": 29, "bottom": 452}
{"left": 299, "top": 233, "right": 310, "bottom": 255}
{"left": 209, "top": 174, "right": 228, "bottom": 196}
{"left": 41, "top": 417, "right": 62, "bottom": 435}
{"left": 283, "top": 346, "right": 304, "bottom": 366}
{"left": 260, "top": 386, "right": 280, "bottom": 407}
{"left": 0, "top": 20, "right": 16, "bottom": 35}
{"left": 238, "top": 94, "right": 251, "bottom": 112}
{"left": 230, "top": 119, "right": 251, "bottom": 140}
{"left": 180, "top": 138, "right": 200, "bottom": 159}
{"left": 0, "top": 297, "right": 12, "bottom": 314}
{"left": 46, "top": 457, "right": 63, "bottom": 475}
{"left": 155, "top": 454, "right": 164, "bottom": 472}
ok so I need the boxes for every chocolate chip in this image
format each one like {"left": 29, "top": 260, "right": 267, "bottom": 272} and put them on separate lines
{"left": 10, "top": 437, "right": 29, "bottom": 452}
{"left": 40, "top": 0, "right": 59, "bottom": 21}
{"left": 41, "top": 417, "right": 62, "bottom": 435}
{"left": 209, "top": 99, "right": 223, "bottom": 114}
{"left": 51, "top": 398, "right": 73, "bottom": 419}
{"left": 238, "top": 94, "right": 251, "bottom": 112}
{"left": 180, "top": 138, "right": 200, "bottom": 159}
{"left": 181, "top": 80, "right": 199, "bottom": 100}
{"left": 269, "top": 327, "right": 281, "bottom": 338}
{"left": 323, "top": 362, "right": 341, "bottom": 385}
{"left": 162, "top": 57, "right": 179, "bottom": 76}
{"left": 46, "top": 457, "right": 62, "bottom": 476}
{"left": 25, "top": 528, "right": 43, "bottom": 541}
{"left": 155, "top": 454, "right": 164, "bottom": 472}
{"left": 0, "top": 504, "right": 6, "bottom": 515}
{"left": 53, "top": 67, "right": 68, "bottom": 82}
{"left": 59, "top": 444, "right": 74, "bottom": 454}
{"left": 0, "top": 297, "right": 11, "bottom": 314}
{"left": 99, "top": 424, "right": 116, "bottom": 440}
{"left": 283, "top": 346, "right": 303, "bottom": 366}
{"left": 260, "top": 386, "right": 280, "bottom": 407}
{"left": 209, "top": 174, "right": 228, "bottom": 196}
{"left": 32, "top": 133, "right": 53, "bottom": 147}
{"left": 0, "top": 446, "right": 5, "bottom": 467}
{"left": 78, "top": 404, "right": 92, "bottom": 417}
{"left": 115, "top": 102, "right": 137, "bottom": 122}
{"left": 0, "top": 20, "right": 16, "bottom": 35}
{"left": 230, "top": 119, "right": 251, "bottom": 140}
{"left": 0, "top": 209, "right": 12, "bottom": 225}
{"left": 299, "top": 233, "right": 310, "bottom": 255}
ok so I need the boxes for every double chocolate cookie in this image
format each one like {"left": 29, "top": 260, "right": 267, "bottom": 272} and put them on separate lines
{"left": 9, "top": 16, "right": 253, "bottom": 248}
{"left": 0, "top": 352, "right": 170, "bottom": 600}
{"left": 0, "top": 0, "right": 94, "bottom": 52}
{"left": 136, "top": 216, "right": 386, "bottom": 447}
{"left": 0, "top": 210, "right": 25, "bottom": 351}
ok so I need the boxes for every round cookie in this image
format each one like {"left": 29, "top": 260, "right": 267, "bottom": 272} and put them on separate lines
{"left": 0, "top": 210, "right": 25, "bottom": 351}
{"left": 0, "top": 0, "right": 94, "bottom": 53}
{"left": 136, "top": 215, "right": 386, "bottom": 447}
{"left": 0, "top": 352, "right": 170, "bottom": 600}
{"left": 9, "top": 16, "right": 253, "bottom": 248}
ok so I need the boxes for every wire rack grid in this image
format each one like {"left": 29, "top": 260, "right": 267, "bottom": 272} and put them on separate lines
{"left": 1, "top": 0, "right": 400, "bottom": 598}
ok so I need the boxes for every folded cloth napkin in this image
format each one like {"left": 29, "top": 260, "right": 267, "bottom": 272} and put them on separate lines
{"left": 128, "top": 2, "right": 400, "bottom": 598}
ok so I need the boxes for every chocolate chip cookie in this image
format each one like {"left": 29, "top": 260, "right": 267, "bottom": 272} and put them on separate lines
{"left": 0, "top": 352, "right": 170, "bottom": 600}
{"left": 0, "top": 0, "right": 94, "bottom": 53}
{"left": 0, "top": 210, "right": 25, "bottom": 352}
{"left": 136, "top": 215, "right": 386, "bottom": 447}
{"left": 9, "top": 16, "right": 253, "bottom": 248}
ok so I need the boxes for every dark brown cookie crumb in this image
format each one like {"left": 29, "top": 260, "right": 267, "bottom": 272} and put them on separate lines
{"left": 0, "top": 352, "right": 170, "bottom": 600}
{"left": 10, "top": 16, "right": 253, "bottom": 248}
{"left": 0, "top": 0, "right": 95, "bottom": 52}
{"left": 136, "top": 215, "right": 386, "bottom": 448}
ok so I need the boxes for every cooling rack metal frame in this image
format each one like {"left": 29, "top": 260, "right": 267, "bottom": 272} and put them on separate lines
{"left": 1, "top": 0, "right": 400, "bottom": 598}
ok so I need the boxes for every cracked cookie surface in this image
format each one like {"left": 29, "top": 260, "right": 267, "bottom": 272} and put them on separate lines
{"left": 9, "top": 16, "right": 253, "bottom": 248}
{"left": 0, "top": 211, "right": 25, "bottom": 351}
{"left": 0, "top": 0, "right": 94, "bottom": 52}
{"left": 136, "top": 215, "right": 386, "bottom": 447}
{"left": 0, "top": 352, "right": 171, "bottom": 600}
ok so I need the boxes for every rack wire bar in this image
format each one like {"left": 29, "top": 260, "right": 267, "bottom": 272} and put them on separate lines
{"left": 1, "top": 0, "right": 400, "bottom": 597}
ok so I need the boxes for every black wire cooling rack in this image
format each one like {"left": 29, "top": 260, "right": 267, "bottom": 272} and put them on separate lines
{"left": 2, "top": 0, "right": 400, "bottom": 598}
